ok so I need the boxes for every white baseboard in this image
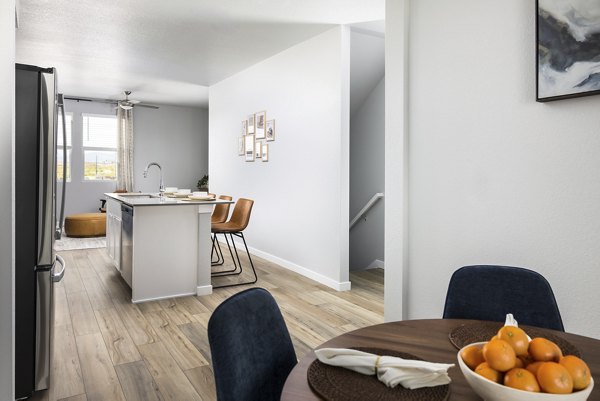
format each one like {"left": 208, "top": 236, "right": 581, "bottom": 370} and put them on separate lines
{"left": 196, "top": 285, "right": 213, "bottom": 296}
{"left": 349, "top": 258, "right": 385, "bottom": 272}
{"left": 132, "top": 291, "right": 197, "bottom": 303}
{"left": 221, "top": 240, "right": 351, "bottom": 292}
{"left": 366, "top": 259, "right": 385, "bottom": 270}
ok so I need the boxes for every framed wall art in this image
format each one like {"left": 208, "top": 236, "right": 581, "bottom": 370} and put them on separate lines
{"left": 248, "top": 114, "right": 255, "bottom": 134}
{"left": 255, "top": 111, "right": 266, "bottom": 139}
{"left": 266, "top": 119, "right": 275, "bottom": 141}
{"left": 241, "top": 120, "right": 247, "bottom": 136}
{"left": 245, "top": 134, "right": 255, "bottom": 161}
{"left": 255, "top": 141, "right": 262, "bottom": 159}
{"left": 536, "top": 0, "right": 600, "bottom": 101}
{"left": 262, "top": 143, "right": 269, "bottom": 161}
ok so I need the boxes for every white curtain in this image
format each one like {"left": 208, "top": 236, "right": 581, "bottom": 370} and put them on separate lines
{"left": 117, "top": 108, "right": 134, "bottom": 192}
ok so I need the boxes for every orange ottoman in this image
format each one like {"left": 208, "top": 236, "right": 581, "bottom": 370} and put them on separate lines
{"left": 64, "top": 213, "right": 107, "bottom": 237}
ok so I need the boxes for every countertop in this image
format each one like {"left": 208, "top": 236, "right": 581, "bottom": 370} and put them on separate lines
{"left": 105, "top": 192, "right": 234, "bottom": 207}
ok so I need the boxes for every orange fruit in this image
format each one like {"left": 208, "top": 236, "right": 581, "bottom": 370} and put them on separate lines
{"left": 497, "top": 326, "right": 529, "bottom": 356}
{"left": 504, "top": 368, "right": 541, "bottom": 392}
{"left": 483, "top": 339, "right": 517, "bottom": 372}
{"left": 537, "top": 362, "right": 573, "bottom": 394}
{"left": 560, "top": 355, "right": 591, "bottom": 390}
{"left": 519, "top": 353, "right": 534, "bottom": 367}
{"left": 514, "top": 357, "right": 524, "bottom": 368}
{"left": 475, "top": 362, "right": 503, "bottom": 384}
{"left": 461, "top": 344, "right": 485, "bottom": 370}
{"left": 529, "top": 338, "right": 562, "bottom": 362}
{"left": 526, "top": 361, "right": 545, "bottom": 377}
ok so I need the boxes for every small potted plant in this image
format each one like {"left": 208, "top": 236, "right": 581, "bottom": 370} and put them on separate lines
{"left": 197, "top": 175, "right": 209, "bottom": 192}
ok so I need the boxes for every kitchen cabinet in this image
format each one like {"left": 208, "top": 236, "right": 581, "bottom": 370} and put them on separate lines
{"left": 104, "top": 192, "right": 233, "bottom": 302}
{"left": 105, "top": 197, "right": 122, "bottom": 270}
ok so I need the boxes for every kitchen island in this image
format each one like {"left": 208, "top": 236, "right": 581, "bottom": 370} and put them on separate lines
{"left": 105, "top": 193, "right": 233, "bottom": 303}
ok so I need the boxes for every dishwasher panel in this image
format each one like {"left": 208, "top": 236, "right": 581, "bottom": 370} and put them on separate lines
{"left": 120, "top": 204, "right": 133, "bottom": 287}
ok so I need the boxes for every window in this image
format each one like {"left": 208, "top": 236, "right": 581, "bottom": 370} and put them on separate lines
{"left": 82, "top": 114, "right": 118, "bottom": 181}
{"left": 56, "top": 113, "right": 73, "bottom": 182}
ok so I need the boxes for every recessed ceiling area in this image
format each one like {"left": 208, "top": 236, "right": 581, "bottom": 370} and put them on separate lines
{"left": 16, "top": 0, "right": 384, "bottom": 107}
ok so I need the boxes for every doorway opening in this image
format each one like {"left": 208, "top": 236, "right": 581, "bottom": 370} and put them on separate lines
{"left": 348, "top": 22, "right": 385, "bottom": 294}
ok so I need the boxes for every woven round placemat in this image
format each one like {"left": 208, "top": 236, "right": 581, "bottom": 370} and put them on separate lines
{"left": 449, "top": 322, "right": 580, "bottom": 357}
{"left": 307, "top": 347, "right": 451, "bottom": 401}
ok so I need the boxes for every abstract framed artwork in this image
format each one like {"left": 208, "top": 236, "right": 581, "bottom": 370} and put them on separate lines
{"left": 245, "top": 134, "right": 255, "bottom": 161}
{"left": 266, "top": 119, "right": 275, "bottom": 141}
{"left": 242, "top": 120, "right": 247, "bottom": 136}
{"left": 536, "top": 0, "right": 600, "bottom": 102}
{"left": 262, "top": 143, "right": 269, "bottom": 161}
{"left": 255, "top": 111, "right": 266, "bottom": 139}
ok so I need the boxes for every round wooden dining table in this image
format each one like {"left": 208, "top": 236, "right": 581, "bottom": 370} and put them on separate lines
{"left": 281, "top": 319, "right": 600, "bottom": 401}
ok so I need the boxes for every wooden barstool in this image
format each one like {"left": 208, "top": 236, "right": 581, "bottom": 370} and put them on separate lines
{"left": 211, "top": 195, "right": 233, "bottom": 266}
{"left": 211, "top": 198, "right": 257, "bottom": 289}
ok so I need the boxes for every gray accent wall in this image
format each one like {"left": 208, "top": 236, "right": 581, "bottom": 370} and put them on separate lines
{"left": 57, "top": 100, "right": 120, "bottom": 217}
{"left": 350, "top": 77, "right": 385, "bottom": 270}
{"left": 1, "top": 0, "right": 15, "bottom": 398}
{"left": 57, "top": 101, "right": 208, "bottom": 218}
{"left": 134, "top": 105, "right": 208, "bottom": 193}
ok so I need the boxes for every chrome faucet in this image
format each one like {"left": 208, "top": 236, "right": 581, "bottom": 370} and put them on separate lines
{"left": 143, "top": 162, "right": 165, "bottom": 196}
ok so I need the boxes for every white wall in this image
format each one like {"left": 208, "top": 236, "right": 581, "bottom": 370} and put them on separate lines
{"left": 350, "top": 77, "right": 385, "bottom": 270}
{"left": 386, "top": 0, "right": 600, "bottom": 337}
{"left": 209, "top": 26, "right": 351, "bottom": 290}
{"left": 384, "top": 0, "right": 409, "bottom": 322}
{"left": 0, "top": 1, "right": 15, "bottom": 398}
{"left": 134, "top": 105, "right": 208, "bottom": 194}
{"left": 58, "top": 102, "right": 208, "bottom": 217}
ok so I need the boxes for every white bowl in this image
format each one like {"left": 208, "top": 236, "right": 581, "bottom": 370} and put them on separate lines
{"left": 177, "top": 188, "right": 191, "bottom": 194}
{"left": 458, "top": 342, "right": 594, "bottom": 401}
{"left": 193, "top": 191, "right": 208, "bottom": 197}
{"left": 164, "top": 187, "right": 178, "bottom": 192}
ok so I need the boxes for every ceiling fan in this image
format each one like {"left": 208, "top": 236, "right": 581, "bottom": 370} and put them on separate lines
{"left": 117, "top": 91, "right": 159, "bottom": 110}
{"left": 63, "top": 91, "right": 159, "bottom": 109}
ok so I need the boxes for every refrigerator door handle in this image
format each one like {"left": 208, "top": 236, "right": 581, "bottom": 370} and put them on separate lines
{"left": 52, "top": 255, "right": 65, "bottom": 283}
{"left": 55, "top": 94, "right": 67, "bottom": 240}
{"left": 37, "top": 72, "right": 56, "bottom": 267}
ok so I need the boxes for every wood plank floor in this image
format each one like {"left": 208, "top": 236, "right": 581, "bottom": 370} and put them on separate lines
{"left": 30, "top": 247, "right": 383, "bottom": 401}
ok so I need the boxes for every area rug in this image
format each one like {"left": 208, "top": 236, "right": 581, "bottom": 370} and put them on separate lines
{"left": 54, "top": 235, "right": 106, "bottom": 251}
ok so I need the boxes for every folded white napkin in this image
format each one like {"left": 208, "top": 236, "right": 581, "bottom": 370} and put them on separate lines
{"left": 504, "top": 313, "right": 518, "bottom": 327}
{"left": 315, "top": 348, "right": 454, "bottom": 390}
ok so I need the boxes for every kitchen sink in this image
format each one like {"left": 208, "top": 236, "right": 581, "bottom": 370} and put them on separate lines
{"left": 118, "top": 193, "right": 160, "bottom": 199}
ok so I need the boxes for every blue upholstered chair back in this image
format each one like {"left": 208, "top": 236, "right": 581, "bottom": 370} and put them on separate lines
{"left": 443, "top": 265, "right": 564, "bottom": 331}
{"left": 208, "top": 288, "right": 297, "bottom": 401}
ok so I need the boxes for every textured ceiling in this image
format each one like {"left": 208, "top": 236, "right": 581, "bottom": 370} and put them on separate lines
{"left": 16, "top": 0, "right": 384, "bottom": 107}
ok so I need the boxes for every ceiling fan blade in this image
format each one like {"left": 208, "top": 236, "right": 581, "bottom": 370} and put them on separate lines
{"left": 63, "top": 95, "right": 159, "bottom": 110}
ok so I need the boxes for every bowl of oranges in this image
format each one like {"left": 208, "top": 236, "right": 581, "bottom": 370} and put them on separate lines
{"left": 458, "top": 325, "right": 593, "bottom": 401}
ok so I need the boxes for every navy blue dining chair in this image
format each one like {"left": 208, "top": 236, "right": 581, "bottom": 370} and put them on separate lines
{"left": 442, "top": 265, "right": 565, "bottom": 331}
{"left": 207, "top": 288, "right": 297, "bottom": 401}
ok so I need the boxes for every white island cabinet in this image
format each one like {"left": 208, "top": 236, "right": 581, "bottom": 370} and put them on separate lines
{"left": 104, "top": 193, "right": 234, "bottom": 303}
{"left": 105, "top": 197, "right": 122, "bottom": 270}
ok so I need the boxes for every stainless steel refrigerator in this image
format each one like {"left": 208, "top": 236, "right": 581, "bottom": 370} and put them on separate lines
{"left": 15, "top": 64, "right": 67, "bottom": 400}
